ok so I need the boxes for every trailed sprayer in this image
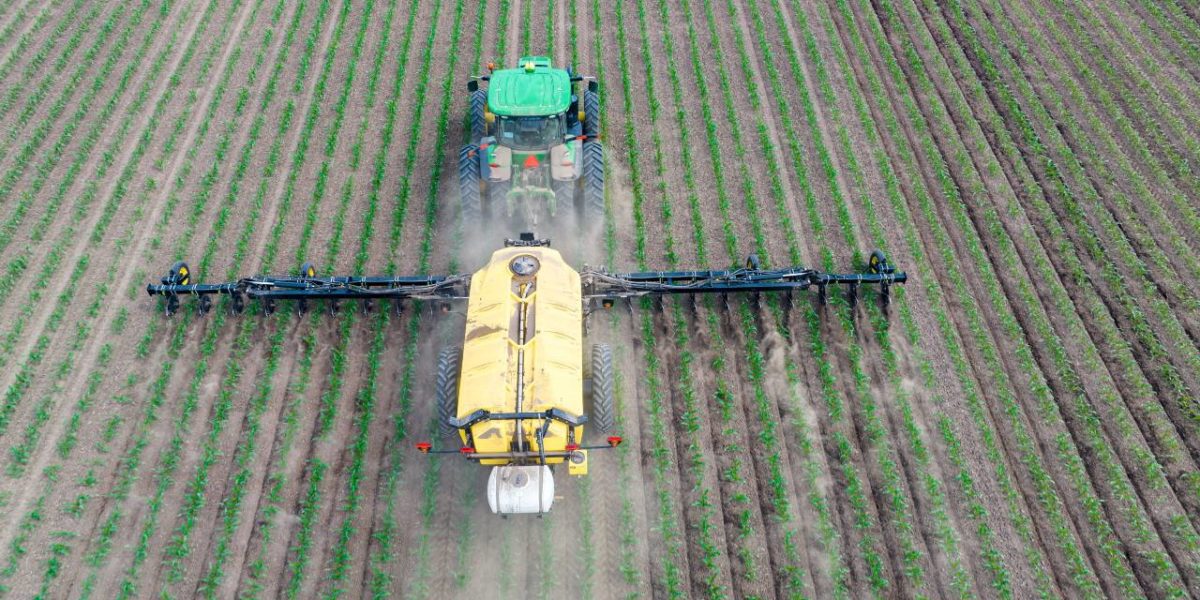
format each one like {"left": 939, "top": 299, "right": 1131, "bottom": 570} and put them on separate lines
{"left": 148, "top": 235, "right": 907, "bottom": 515}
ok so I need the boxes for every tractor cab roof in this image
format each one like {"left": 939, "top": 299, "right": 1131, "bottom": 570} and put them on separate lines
{"left": 487, "top": 56, "right": 572, "bottom": 117}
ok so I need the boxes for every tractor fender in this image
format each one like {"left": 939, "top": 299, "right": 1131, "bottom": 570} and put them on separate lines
{"left": 481, "top": 142, "right": 512, "bottom": 182}
{"left": 550, "top": 139, "right": 581, "bottom": 181}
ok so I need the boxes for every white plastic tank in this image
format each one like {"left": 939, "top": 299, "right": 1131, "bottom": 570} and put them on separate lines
{"left": 487, "top": 465, "right": 555, "bottom": 514}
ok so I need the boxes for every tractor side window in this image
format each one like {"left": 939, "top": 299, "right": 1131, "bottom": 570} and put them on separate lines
{"left": 498, "top": 116, "right": 565, "bottom": 149}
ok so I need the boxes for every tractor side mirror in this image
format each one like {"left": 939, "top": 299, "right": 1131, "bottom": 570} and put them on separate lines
{"left": 467, "top": 79, "right": 478, "bottom": 92}
{"left": 588, "top": 80, "right": 598, "bottom": 92}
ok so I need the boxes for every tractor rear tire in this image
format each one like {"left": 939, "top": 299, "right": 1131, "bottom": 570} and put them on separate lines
{"left": 459, "top": 144, "right": 482, "bottom": 227}
{"left": 581, "top": 141, "right": 605, "bottom": 223}
{"left": 436, "top": 348, "right": 461, "bottom": 439}
{"left": 582, "top": 89, "right": 600, "bottom": 139}
{"left": 589, "top": 343, "right": 614, "bottom": 434}
{"left": 469, "top": 89, "right": 488, "bottom": 140}
{"left": 552, "top": 178, "right": 575, "bottom": 219}
{"left": 488, "top": 178, "right": 511, "bottom": 222}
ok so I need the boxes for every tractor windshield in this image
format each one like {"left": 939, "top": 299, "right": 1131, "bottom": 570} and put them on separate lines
{"left": 496, "top": 115, "right": 565, "bottom": 150}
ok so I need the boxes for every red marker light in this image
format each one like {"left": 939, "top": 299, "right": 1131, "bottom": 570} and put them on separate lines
{"left": 459, "top": 446, "right": 476, "bottom": 455}
{"left": 606, "top": 436, "right": 623, "bottom": 447}
{"left": 565, "top": 443, "right": 579, "bottom": 452}
{"left": 415, "top": 442, "right": 431, "bottom": 453}
{"left": 523, "top": 154, "right": 539, "bottom": 168}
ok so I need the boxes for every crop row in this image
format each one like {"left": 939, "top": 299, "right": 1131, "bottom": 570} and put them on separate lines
{"left": 878, "top": 0, "right": 1176, "bottom": 595}
{"left": 2, "top": 0, "right": 193, "bottom": 483}
{"left": 110, "top": 2, "right": 283, "bottom": 596}
{"left": 235, "top": 2, "right": 353, "bottom": 595}
{"left": 586, "top": 0, "right": 645, "bottom": 592}
{"left": 823, "top": 0, "right": 1022, "bottom": 594}
{"left": 387, "top": 2, "right": 478, "bottom": 597}
{"left": 0, "top": 1, "right": 60, "bottom": 84}
{"left": 701, "top": 0, "right": 933, "bottom": 595}
{"left": 0, "top": 0, "right": 174, "bottom": 496}
{"left": 937, "top": 1, "right": 1196, "bottom": 593}
{"left": 152, "top": 2, "right": 318, "bottom": 596}
{"left": 981, "top": 0, "right": 1200, "bottom": 572}
{"left": 41, "top": 0, "right": 229, "bottom": 590}
{"left": 67, "top": 0, "right": 266, "bottom": 595}
{"left": 0, "top": 0, "right": 90, "bottom": 156}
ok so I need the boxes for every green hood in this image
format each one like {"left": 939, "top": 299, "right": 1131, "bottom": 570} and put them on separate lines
{"left": 487, "top": 56, "right": 571, "bottom": 117}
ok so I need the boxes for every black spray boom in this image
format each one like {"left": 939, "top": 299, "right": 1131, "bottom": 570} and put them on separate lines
{"left": 580, "top": 250, "right": 906, "bottom": 308}
{"left": 147, "top": 250, "right": 906, "bottom": 316}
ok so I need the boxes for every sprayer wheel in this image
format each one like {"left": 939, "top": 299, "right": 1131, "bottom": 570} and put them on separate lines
{"left": 588, "top": 344, "right": 614, "bottom": 434}
{"left": 436, "top": 348, "right": 462, "bottom": 438}
{"left": 168, "top": 261, "right": 190, "bottom": 286}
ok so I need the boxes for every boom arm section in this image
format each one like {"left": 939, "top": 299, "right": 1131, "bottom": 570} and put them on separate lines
{"left": 146, "top": 260, "right": 470, "bottom": 315}
{"left": 581, "top": 251, "right": 907, "bottom": 308}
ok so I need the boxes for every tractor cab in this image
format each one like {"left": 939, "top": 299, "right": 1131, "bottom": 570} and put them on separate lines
{"left": 459, "top": 57, "right": 604, "bottom": 228}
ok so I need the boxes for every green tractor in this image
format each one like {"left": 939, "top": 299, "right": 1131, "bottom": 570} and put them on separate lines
{"left": 459, "top": 56, "right": 603, "bottom": 228}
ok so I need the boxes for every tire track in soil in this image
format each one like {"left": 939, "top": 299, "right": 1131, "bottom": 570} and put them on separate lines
{"left": 0, "top": 0, "right": 222, "bottom": 547}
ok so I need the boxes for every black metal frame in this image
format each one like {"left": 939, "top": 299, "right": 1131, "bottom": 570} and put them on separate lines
{"left": 147, "top": 245, "right": 906, "bottom": 315}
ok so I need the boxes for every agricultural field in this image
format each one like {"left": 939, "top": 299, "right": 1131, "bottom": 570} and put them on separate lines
{"left": 0, "top": 0, "right": 1197, "bottom": 597}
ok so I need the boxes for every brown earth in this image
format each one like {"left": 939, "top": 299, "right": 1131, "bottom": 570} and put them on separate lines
{"left": 0, "top": 0, "right": 1197, "bottom": 598}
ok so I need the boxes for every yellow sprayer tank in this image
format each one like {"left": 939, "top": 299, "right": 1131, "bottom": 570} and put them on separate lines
{"left": 456, "top": 245, "right": 586, "bottom": 514}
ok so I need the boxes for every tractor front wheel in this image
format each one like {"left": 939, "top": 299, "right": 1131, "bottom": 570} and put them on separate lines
{"left": 588, "top": 343, "right": 614, "bottom": 433}
{"left": 436, "top": 347, "right": 462, "bottom": 438}
{"left": 580, "top": 141, "right": 605, "bottom": 223}
{"left": 582, "top": 89, "right": 600, "bottom": 139}
{"left": 459, "top": 144, "right": 482, "bottom": 227}
{"left": 469, "top": 89, "right": 488, "bottom": 139}
{"left": 552, "top": 178, "right": 574, "bottom": 220}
